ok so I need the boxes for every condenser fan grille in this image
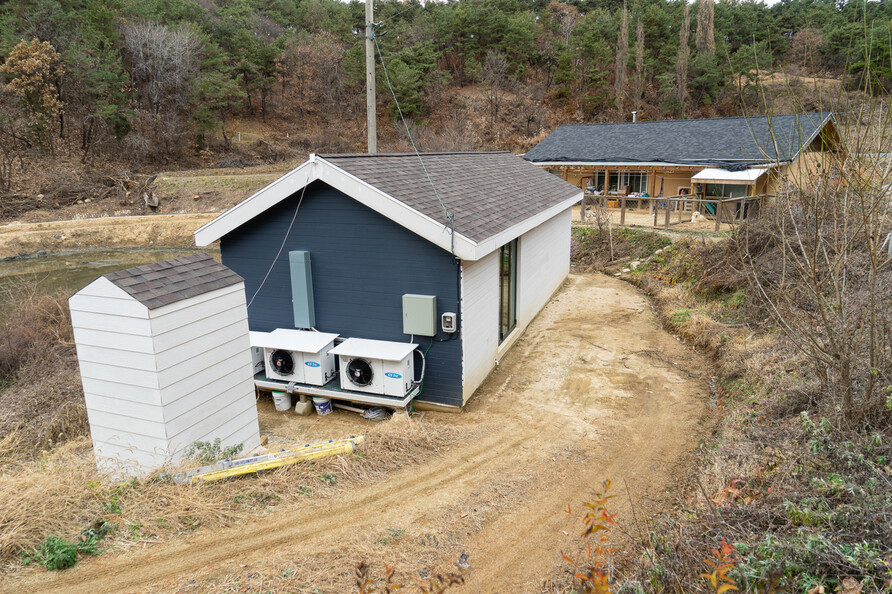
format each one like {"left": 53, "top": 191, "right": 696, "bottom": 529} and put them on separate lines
{"left": 346, "top": 358, "right": 374, "bottom": 386}
{"left": 270, "top": 349, "right": 295, "bottom": 376}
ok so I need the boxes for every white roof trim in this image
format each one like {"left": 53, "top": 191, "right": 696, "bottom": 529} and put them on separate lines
{"left": 691, "top": 167, "right": 768, "bottom": 185}
{"left": 195, "top": 155, "right": 579, "bottom": 261}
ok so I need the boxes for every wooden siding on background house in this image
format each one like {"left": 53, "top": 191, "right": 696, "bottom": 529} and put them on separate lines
{"left": 70, "top": 279, "right": 260, "bottom": 476}
{"left": 220, "top": 181, "right": 464, "bottom": 407}
{"left": 459, "top": 208, "right": 572, "bottom": 403}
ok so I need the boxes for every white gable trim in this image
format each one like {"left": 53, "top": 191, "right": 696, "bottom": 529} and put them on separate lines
{"left": 194, "top": 155, "right": 580, "bottom": 261}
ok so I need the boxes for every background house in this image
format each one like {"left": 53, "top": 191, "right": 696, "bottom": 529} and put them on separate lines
{"left": 523, "top": 113, "right": 838, "bottom": 208}
{"left": 195, "top": 152, "right": 582, "bottom": 409}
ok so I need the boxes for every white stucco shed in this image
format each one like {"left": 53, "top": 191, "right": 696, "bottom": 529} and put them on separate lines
{"left": 69, "top": 253, "right": 261, "bottom": 477}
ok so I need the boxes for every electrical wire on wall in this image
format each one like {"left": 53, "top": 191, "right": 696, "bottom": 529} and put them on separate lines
{"left": 246, "top": 183, "right": 308, "bottom": 309}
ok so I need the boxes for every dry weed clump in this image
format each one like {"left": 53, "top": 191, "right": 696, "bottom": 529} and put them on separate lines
{"left": 0, "top": 289, "right": 88, "bottom": 457}
{"left": 0, "top": 414, "right": 461, "bottom": 564}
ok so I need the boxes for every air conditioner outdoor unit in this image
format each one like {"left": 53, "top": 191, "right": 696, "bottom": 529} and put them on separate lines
{"left": 249, "top": 329, "right": 339, "bottom": 385}
{"left": 329, "top": 338, "right": 416, "bottom": 397}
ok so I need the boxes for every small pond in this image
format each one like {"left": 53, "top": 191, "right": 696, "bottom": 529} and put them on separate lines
{"left": 0, "top": 247, "right": 221, "bottom": 304}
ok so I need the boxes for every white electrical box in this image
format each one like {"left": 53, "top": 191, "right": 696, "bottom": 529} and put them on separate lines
{"left": 402, "top": 294, "right": 437, "bottom": 336}
{"left": 329, "top": 338, "right": 416, "bottom": 397}
{"left": 250, "top": 329, "right": 339, "bottom": 385}
{"left": 441, "top": 312, "right": 457, "bottom": 333}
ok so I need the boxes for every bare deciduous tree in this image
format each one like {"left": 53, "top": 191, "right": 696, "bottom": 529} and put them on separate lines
{"left": 676, "top": 4, "right": 691, "bottom": 109}
{"left": 614, "top": 1, "right": 629, "bottom": 114}
{"left": 634, "top": 19, "right": 645, "bottom": 113}
{"left": 739, "top": 105, "right": 892, "bottom": 427}
{"left": 481, "top": 50, "right": 511, "bottom": 134}
{"left": 696, "top": 0, "right": 715, "bottom": 56}
{"left": 122, "top": 22, "right": 200, "bottom": 155}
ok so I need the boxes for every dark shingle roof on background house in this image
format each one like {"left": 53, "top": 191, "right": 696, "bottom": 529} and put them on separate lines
{"left": 318, "top": 151, "right": 581, "bottom": 243}
{"left": 522, "top": 113, "right": 833, "bottom": 169}
{"left": 104, "top": 253, "right": 243, "bottom": 310}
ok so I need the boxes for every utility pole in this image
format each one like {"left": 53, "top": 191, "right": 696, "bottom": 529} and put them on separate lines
{"left": 365, "top": 0, "right": 377, "bottom": 153}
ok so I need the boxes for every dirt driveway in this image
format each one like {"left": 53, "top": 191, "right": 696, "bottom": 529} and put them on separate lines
{"left": 7, "top": 273, "right": 709, "bottom": 593}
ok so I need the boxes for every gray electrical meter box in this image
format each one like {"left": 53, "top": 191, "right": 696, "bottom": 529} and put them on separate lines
{"left": 402, "top": 294, "right": 437, "bottom": 336}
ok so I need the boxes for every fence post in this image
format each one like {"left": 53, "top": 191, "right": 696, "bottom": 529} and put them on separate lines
{"left": 580, "top": 194, "right": 586, "bottom": 222}
{"left": 714, "top": 199, "right": 722, "bottom": 233}
{"left": 652, "top": 199, "right": 658, "bottom": 227}
{"left": 620, "top": 196, "right": 626, "bottom": 225}
{"left": 664, "top": 199, "right": 670, "bottom": 228}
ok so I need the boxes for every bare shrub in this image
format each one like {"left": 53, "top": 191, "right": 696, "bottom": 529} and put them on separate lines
{"left": 738, "top": 108, "right": 892, "bottom": 428}
{"left": 0, "top": 288, "right": 86, "bottom": 456}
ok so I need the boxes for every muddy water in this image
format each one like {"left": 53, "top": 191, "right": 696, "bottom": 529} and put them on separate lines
{"left": 0, "top": 247, "right": 220, "bottom": 302}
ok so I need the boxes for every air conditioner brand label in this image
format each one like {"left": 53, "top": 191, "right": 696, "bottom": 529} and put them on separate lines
{"left": 305, "top": 361, "right": 320, "bottom": 367}
{"left": 385, "top": 372, "right": 402, "bottom": 379}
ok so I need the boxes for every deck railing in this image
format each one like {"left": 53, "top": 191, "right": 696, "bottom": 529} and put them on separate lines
{"left": 582, "top": 193, "right": 773, "bottom": 232}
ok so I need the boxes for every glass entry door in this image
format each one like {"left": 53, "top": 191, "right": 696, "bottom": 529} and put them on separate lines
{"left": 499, "top": 239, "right": 517, "bottom": 342}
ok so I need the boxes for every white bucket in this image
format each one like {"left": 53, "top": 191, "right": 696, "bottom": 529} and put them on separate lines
{"left": 272, "top": 390, "right": 292, "bottom": 412}
{"left": 312, "top": 397, "right": 333, "bottom": 416}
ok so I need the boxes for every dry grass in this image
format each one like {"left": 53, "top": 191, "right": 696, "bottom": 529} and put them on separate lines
{"left": 0, "top": 414, "right": 463, "bottom": 563}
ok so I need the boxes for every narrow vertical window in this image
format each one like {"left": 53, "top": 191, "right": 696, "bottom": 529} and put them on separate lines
{"left": 499, "top": 239, "right": 517, "bottom": 342}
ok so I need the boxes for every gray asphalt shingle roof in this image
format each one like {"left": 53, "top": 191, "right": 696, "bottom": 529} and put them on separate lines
{"left": 104, "top": 253, "right": 243, "bottom": 310}
{"left": 523, "top": 113, "right": 833, "bottom": 169}
{"left": 319, "top": 152, "right": 581, "bottom": 243}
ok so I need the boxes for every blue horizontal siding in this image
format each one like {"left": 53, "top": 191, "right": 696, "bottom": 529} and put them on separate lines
{"left": 220, "top": 181, "right": 463, "bottom": 406}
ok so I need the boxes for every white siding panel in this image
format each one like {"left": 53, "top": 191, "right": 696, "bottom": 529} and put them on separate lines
{"left": 69, "top": 309, "right": 152, "bottom": 336}
{"left": 71, "top": 327, "right": 155, "bottom": 353}
{"left": 75, "top": 344, "right": 158, "bottom": 372}
{"left": 517, "top": 208, "right": 571, "bottom": 327}
{"left": 77, "top": 360, "right": 161, "bottom": 389}
{"left": 148, "top": 293, "right": 247, "bottom": 335}
{"left": 166, "top": 399, "right": 259, "bottom": 454}
{"left": 80, "top": 376, "right": 161, "bottom": 405}
{"left": 86, "top": 408, "right": 167, "bottom": 439}
{"left": 158, "top": 351, "right": 254, "bottom": 404}
{"left": 460, "top": 250, "right": 500, "bottom": 402}
{"left": 216, "top": 416, "right": 263, "bottom": 454}
{"left": 163, "top": 382, "right": 255, "bottom": 437}
{"left": 153, "top": 319, "right": 250, "bottom": 371}
{"left": 159, "top": 367, "right": 253, "bottom": 420}
{"left": 72, "top": 277, "right": 133, "bottom": 300}
{"left": 88, "top": 424, "right": 166, "bottom": 453}
{"left": 156, "top": 337, "right": 252, "bottom": 389}
{"left": 83, "top": 392, "right": 165, "bottom": 422}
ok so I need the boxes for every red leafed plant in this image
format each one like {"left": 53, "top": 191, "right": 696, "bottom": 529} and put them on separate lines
{"left": 562, "top": 478, "right": 618, "bottom": 593}
{"left": 700, "top": 539, "right": 739, "bottom": 593}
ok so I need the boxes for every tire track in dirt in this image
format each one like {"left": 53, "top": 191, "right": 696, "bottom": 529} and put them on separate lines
{"left": 6, "top": 273, "right": 710, "bottom": 593}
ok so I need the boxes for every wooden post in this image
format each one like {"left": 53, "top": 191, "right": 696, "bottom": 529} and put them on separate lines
{"left": 714, "top": 199, "right": 722, "bottom": 232}
{"left": 365, "top": 0, "right": 377, "bottom": 153}
{"left": 620, "top": 196, "right": 626, "bottom": 225}
{"left": 580, "top": 194, "right": 587, "bottom": 222}
{"left": 652, "top": 199, "right": 658, "bottom": 227}
{"left": 664, "top": 198, "right": 671, "bottom": 228}
{"left": 678, "top": 197, "right": 684, "bottom": 224}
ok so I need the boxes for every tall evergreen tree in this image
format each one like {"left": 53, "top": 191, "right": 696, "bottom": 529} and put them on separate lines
{"left": 614, "top": 1, "right": 629, "bottom": 114}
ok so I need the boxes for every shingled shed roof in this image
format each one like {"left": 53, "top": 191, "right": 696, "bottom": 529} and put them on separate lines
{"left": 104, "top": 253, "right": 243, "bottom": 310}
{"left": 318, "top": 152, "right": 580, "bottom": 243}
{"left": 194, "top": 151, "right": 582, "bottom": 261}
{"left": 523, "top": 113, "right": 834, "bottom": 169}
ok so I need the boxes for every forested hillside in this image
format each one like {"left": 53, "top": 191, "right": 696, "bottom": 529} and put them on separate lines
{"left": 0, "top": 0, "right": 890, "bottom": 198}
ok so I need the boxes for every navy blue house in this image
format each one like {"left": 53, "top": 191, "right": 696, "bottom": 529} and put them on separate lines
{"left": 196, "top": 152, "right": 581, "bottom": 409}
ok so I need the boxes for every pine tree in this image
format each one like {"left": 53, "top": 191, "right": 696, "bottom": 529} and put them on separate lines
{"left": 634, "top": 19, "right": 645, "bottom": 113}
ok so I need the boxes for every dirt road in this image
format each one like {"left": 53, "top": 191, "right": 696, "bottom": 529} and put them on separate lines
{"left": 0, "top": 214, "right": 216, "bottom": 259}
{"left": 6, "top": 273, "right": 709, "bottom": 592}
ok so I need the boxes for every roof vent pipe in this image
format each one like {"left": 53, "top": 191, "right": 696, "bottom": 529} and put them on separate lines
{"left": 632, "top": 111, "right": 637, "bottom": 123}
